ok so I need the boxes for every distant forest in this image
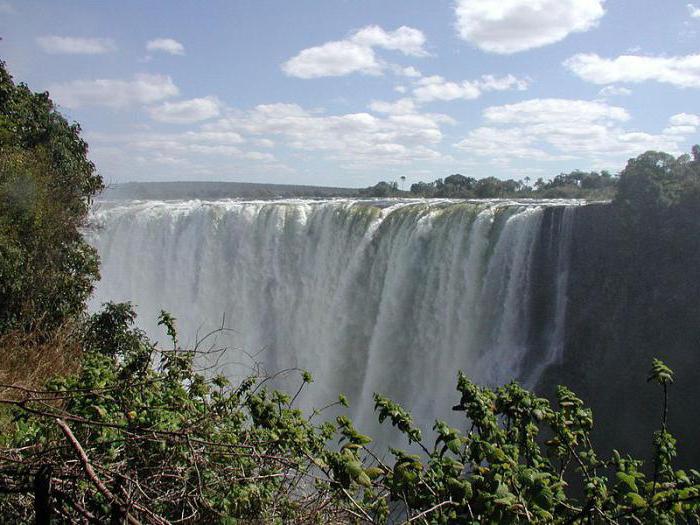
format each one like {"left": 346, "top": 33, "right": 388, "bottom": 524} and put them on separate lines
{"left": 361, "top": 169, "right": 621, "bottom": 200}
{"left": 103, "top": 150, "right": 700, "bottom": 203}
{"left": 101, "top": 180, "right": 358, "bottom": 200}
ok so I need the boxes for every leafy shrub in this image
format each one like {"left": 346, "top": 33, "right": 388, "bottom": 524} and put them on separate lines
{"left": 0, "top": 304, "right": 698, "bottom": 523}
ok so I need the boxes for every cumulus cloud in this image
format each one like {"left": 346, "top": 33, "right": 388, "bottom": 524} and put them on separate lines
{"left": 688, "top": 3, "right": 700, "bottom": 18}
{"left": 147, "top": 96, "right": 222, "bottom": 124}
{"left": 413, "top": 76, "right": 481, "bottom": 102}
{"left": 456, "top": 126, "right": 557, "bottom": 160}
{"left": 89, "top": 129, "right": 252, "bottom": 160}
{"left": 412, "top": 74, "right": 528, "bottom": 103}
{"left": 482, "top": 98, "right": 629, "bottom": 124}
{"left": 282, "top": 25, "right": 426, "bottom": 78}
{"left": 455, "top": 98, "right": 688, "bottom": 164}
{"left": 663, "top": 114, "right": 699, "bottom": 136}
{"left": 202, "top": 102, "right": 453, "bottom": 166}
{"left": 564, "top": 53, "right": 700, "bottom": 88}
{"left": 49, "top": 74, "right": 179, "bottom": 108}
{"left": 391, "top": 65, "right": 422, "bottom": 78}
{"left": 663, "top": 125, "right": 697, "bottom": 135}
{"left": 350, "top": 25, "right": 427, "bottom": 56}
{"left": 368, "top": 98, "right": 417, "bottom": 115}
{"left": 282, "top": 41, "right": 381, "bottom": 78}
{"left": 669, "top": 113, "right": 700, "bottom": 126}
{"left": 146, "top": 38, "right": 185, "bottom": 55}
{"left": 454, "top": 0, "right": 605, "bottom": 54}
{"left": 598, "top": 85, "right": 632, "bottom": 97}
{"left": 90, "top": 100, "right": 456, "bottom": 171}
{"left": 36, "top": 36, "right": 117, "bottom": 54}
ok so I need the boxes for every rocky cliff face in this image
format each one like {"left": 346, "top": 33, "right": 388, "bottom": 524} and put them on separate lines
{"left": 538, "top": 203, "right": 700, "bottom": 467}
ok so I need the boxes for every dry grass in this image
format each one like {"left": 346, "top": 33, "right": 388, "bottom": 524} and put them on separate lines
{"left": 0, "top": 322, "right": 82, "bottom": 399}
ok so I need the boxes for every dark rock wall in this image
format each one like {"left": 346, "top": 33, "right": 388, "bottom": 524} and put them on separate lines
{"left": 536, "top": 203, "right": 700, "bottom": 467}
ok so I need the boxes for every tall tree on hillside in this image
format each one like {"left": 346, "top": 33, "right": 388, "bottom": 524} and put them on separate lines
{"left": 0, "top": 61, "right": 104, "bottom": 334}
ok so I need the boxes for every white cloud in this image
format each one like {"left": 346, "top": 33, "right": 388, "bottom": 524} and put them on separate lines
{"left": 478, "top": 74, "right": 530, "bottom": 91}
{"left": 456, "top": 126, "right": 557, "bottom": 160}
{"left": 36, "top": 36, "right": 117, "bottom": 54}
{"left": 456, "top": 98, "right": 688, "bottom": 165}
{"left": 663, "top": 125, "right": 697, "bottom": 135}
{"left": 454, "top": 0, "right": 605, "bottom": 54}
{"left": 413, "top": 75, "right": 481, "bottom": 102}
{"left": 350, "top": 25, "right": 427, "bottom": 56}
{"left": 146, "top": 38, "right": 185, "bottom": 55}
{"left": 90, "top": 129, "right": 254, "bottom": 162}
{"left": 391, "top": 65, "right": 422, "bottom": 78}
{"left": 412, "top": 74, "right": 528, "bottom": 103}
{"left": 665, "top": 113, "right": 700, "bottom": 136}
{"left": 669, "top": 113, "right": 700, "bottom": 126}
{"left": 598, "top": 85, "right": 632, "bottom": 97}
{"left": 282, "top": 41, "right": 381, "bottom": 78}
{"left": 182, "top": 131, "right": 245, "bottom": 144}
{"left": 147, "top": 96, "right": 222, "bottom": 124}
{"left": 203, "top": 102, "right": 453, "bottom": 166}
{"left": 564, "top": 53, "right": 700, "bottom": 88}
{"left": 255, "top": 138, "right": 275, "bottom": 148}
{"left": 89, "top": 99, "right": 456, "bottom": 171}
{"left": 483, "top": 98, "right": 629, "bottom": 124}
{"left": 282, "top": 25, "right": 427, "bottom": 78}
{"left": 368, "top": 98, "right": 417, "bottom": 115}
{"left": 688, "top": 3, "right": 700, "bottom": 18}
{"left": 49, "top": 74, "right": 179, "bottom": 108}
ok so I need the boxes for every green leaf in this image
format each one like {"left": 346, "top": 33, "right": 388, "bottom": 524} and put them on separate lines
{"left": 345, "top": 460, "right": 363, "bottom": 479}
{"left": 647, "top": 358, "right": 674, "bottom": 385}
{"left": 616, "top": 472, "right": 638, "bottom": 493}
{"left": 364, "top": 467, "right": 384, "bottom": 480}
{"left": 356, "top": 472, "right": 372, "bottom": 488}
{"left": 626, "top": 493, "right": 647, "bottom": 509}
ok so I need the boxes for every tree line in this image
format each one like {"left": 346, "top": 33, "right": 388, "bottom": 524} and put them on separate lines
{"left": 358, "top": 150, "right": 700, "bottom": 202}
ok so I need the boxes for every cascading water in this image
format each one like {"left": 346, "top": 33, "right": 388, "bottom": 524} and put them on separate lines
{"left": 88, "top": 198, "right": 579, "bottom": 439}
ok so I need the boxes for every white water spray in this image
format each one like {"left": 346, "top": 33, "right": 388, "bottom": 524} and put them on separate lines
{"left": 89, "top": 198, "right": 579, "bottom": 436}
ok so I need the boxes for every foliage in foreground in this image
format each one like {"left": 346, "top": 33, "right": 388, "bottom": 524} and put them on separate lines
{"left": 0, "top": 304, "right": 698, "bottom": 524}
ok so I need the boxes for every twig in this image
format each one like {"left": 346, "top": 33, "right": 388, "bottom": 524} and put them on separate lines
{"left": 404, "top": 500, "right": 455, "bottom": 523}
{"left": 341, "top": 487, "right": 374, "bottom": 523}
{"left": 55, "top": 418, "right": 142, "bottom": 525}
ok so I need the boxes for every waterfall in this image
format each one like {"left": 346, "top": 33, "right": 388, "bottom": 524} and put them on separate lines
{"left": 88, "top": 198, "right": 580, "bottom": 438}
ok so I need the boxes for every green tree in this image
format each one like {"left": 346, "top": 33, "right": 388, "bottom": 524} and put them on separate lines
{"left": 614, "top": 151, "right": 684, "bottom": 212}
{"left": 359, "top": 180, "right": 399, "bottom": 197}
{"left": 0, "top": 61, "right": 103, "bottom": 334}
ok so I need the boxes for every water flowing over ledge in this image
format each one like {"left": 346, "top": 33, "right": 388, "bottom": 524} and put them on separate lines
{"left": 88, "top": 198, "right": 582, "bottom": 435}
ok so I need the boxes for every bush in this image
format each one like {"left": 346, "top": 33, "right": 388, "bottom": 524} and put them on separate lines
{"left": 0, "top": 305, "right": 697, "bottom": 523}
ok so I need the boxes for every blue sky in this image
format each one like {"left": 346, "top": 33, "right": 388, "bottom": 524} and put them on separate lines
{"left": 1, "top": 0, "right": 699, "bottom": 187}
